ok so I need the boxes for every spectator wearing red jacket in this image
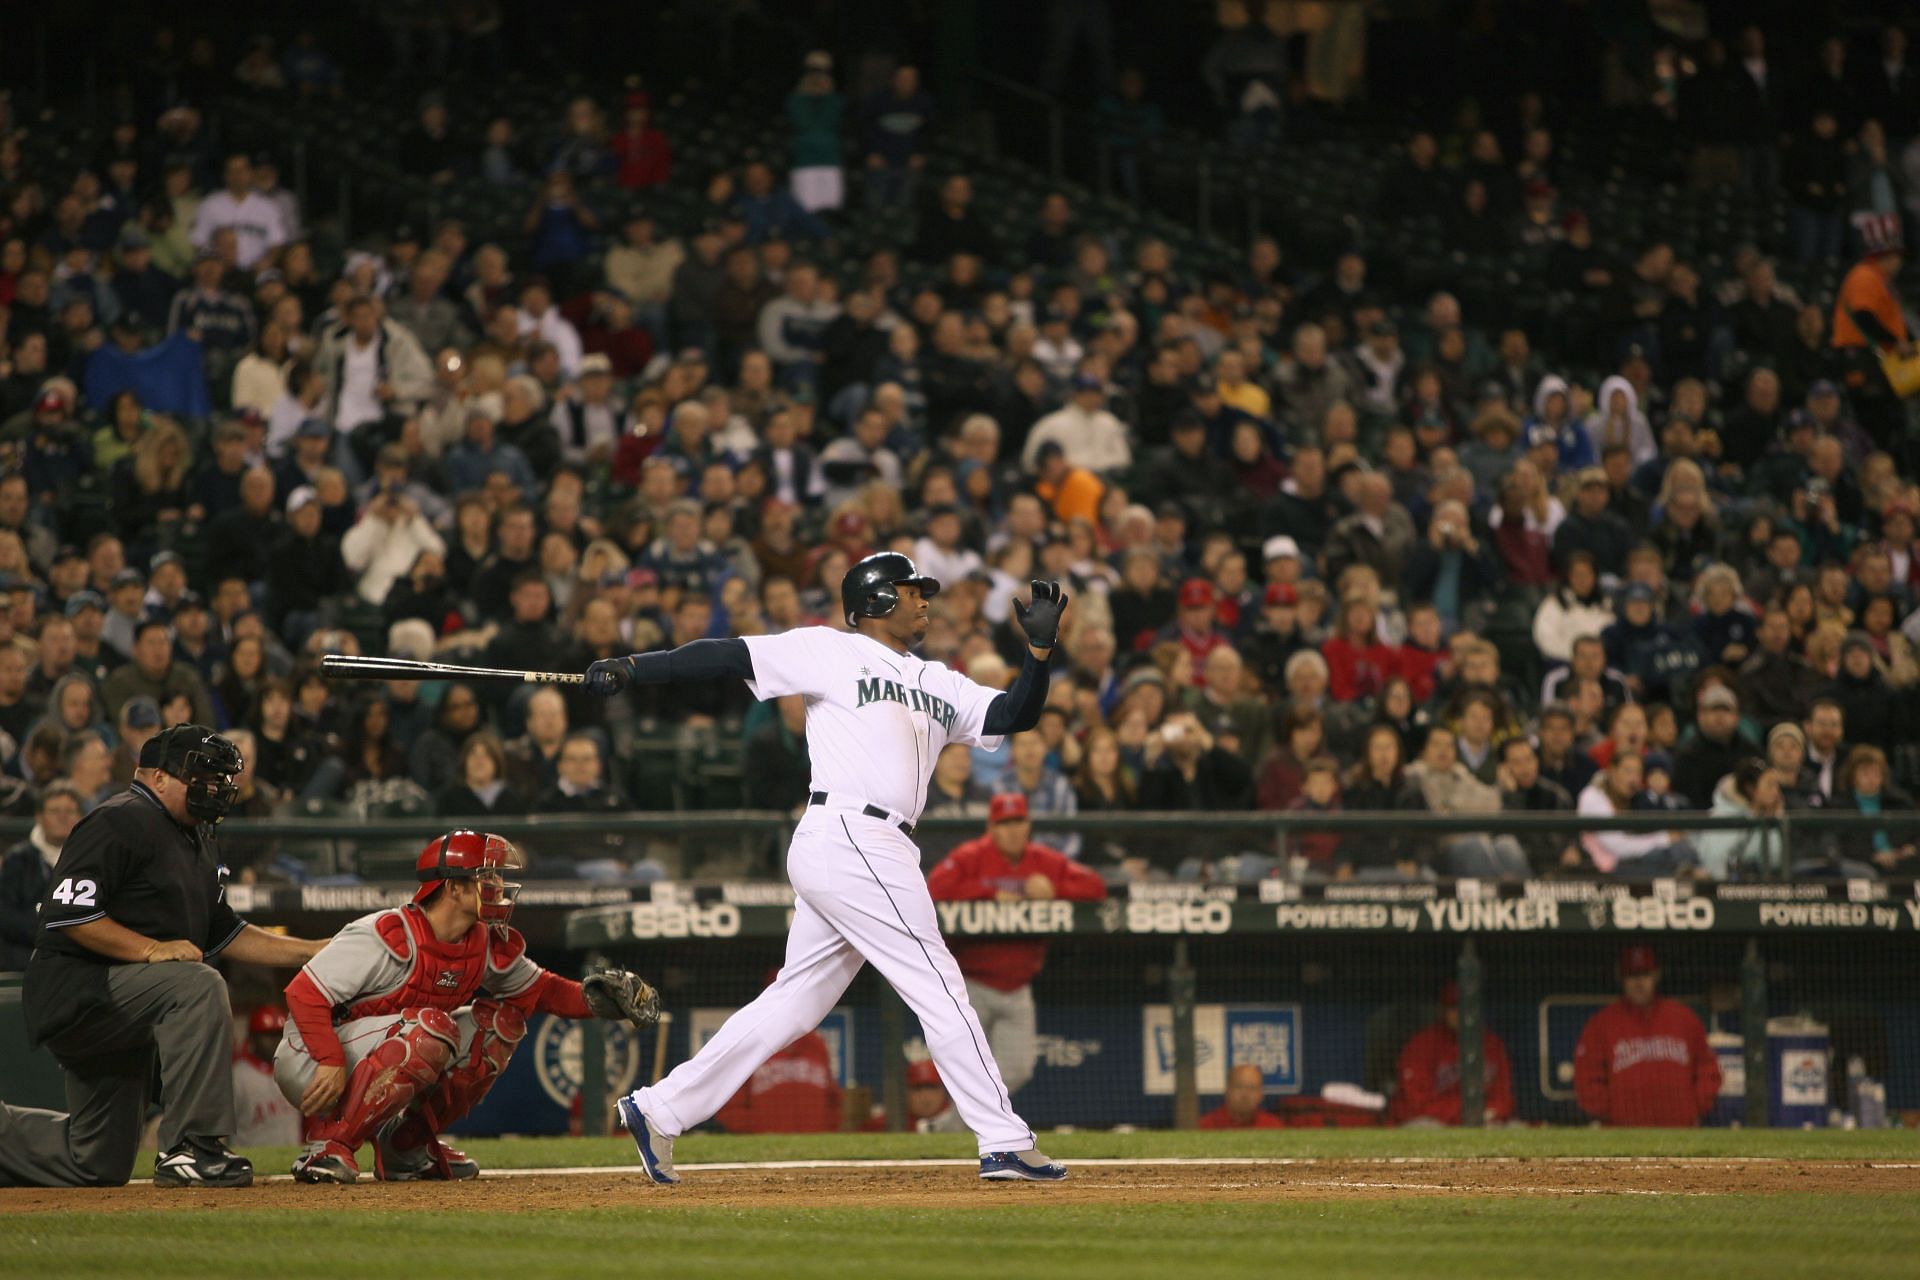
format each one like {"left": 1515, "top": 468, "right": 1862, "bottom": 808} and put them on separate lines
{"left": 1322, "top": 594, "right": 1402, "bottom": 702}
{"left": 1199, "top": 1062, "right": 1284, "bottom": 1129}
{"left": 611, "top": 103, "right": 672, "bottom": 191}
{"left": 926, "top": 793, "right": 1107, "bottom": 1094}
{"left": 1574, "top": 945, "right": 1721, "bottom": 1127}
{"left": 1397, "top": 603, "right": 1448, "bottom": 706}
{"left": 1391, "top": 982, "right": 1515, "bottom": 1126}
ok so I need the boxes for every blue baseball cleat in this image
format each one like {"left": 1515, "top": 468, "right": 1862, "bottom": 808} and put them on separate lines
{"left": 979, "top": 1149, "right": 1068, "bottom": 1182}
{"left": 617, "top": 1095, "right": 680, "bottom": 1185}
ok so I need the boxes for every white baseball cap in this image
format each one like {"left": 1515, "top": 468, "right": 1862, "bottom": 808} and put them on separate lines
{"left": 286, "top": 485, "right": 319, "bottom": 515}
{"left": 1262, "top": 535, "right": 1302, "bottom": 562}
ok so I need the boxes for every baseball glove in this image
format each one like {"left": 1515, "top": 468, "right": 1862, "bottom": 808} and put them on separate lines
{"left": 581, "top": 969, "right": 662, "bottom": 1026}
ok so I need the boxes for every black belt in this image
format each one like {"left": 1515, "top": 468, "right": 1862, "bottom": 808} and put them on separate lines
{"left": 809, "top": 791, "right": 914, "bottom": 838}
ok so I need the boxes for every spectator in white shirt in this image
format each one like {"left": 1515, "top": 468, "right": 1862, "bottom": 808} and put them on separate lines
{"left": 1577, "top": 752, "right": 1700, "bottom": 877}
{"left": 1022, "top": 372, "right": 1131, "bottom": 474}
{"left": 516, "top": 280, "right": 583, "bottom": 376}
{"left": 341, "top": 479, "right": 447, "bottom": 604}
{"left": 912, "top": 505, "right": 984, "bottom": 586}
{"left": 549, "top": 353, "right": 625, "bottom": 467}
{"left": 190, "top": 154, "right": 291, "bottom": 269}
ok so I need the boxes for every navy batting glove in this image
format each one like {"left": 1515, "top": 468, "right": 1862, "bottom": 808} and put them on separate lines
{"left": 1014, "top": 580, "right": 1069, "bottom": 650}
{"left": 586, "top": 656, "right": 633, "bottom": 697}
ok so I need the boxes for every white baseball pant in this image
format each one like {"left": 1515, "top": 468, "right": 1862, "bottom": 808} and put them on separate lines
{"left": 634, "top": 807, "right": 1035, "bottom": 1155}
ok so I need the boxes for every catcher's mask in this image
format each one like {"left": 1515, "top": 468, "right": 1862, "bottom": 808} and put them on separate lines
{"left": 413, "top": 830, "right": 524, "bottom": 926}
{"left": 139, "top": 724, "right": 244, "bottom": 823}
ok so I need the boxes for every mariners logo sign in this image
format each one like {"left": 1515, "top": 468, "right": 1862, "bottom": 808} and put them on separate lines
{"left": 532, "top": 1015, "right": 643, "bottom": 1107}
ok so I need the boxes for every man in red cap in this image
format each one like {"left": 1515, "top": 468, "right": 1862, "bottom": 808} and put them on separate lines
{"left": 1390, "top": 982, "right": 1515, "bottom": 1126}
{"left": 1573, "top": 945, "right": 1720, "bottom": 1127}
{"left": 232, "top": 1006, "right": 303, "bottom": 1147}
{"left": 1157, "top": 578, "right": 1231, "bottom": 680}
{"left": 926, "top": 794, "right": 1106, "bottom": 1095}
{"left": 905, "top": 1058, "right": 964, "bottom": 1133}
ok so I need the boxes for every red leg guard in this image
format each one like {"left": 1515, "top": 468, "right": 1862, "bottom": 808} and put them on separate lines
{"left": 412, "top": 1000, "right": 526, "bottom": 1135}
{"left": 313, "top": 1008, "right": 458, "bottom": 1150}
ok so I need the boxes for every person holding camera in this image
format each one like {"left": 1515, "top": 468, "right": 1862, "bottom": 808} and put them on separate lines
{"left": 342, "top": 464, "right": 447, "bottom": 605}
{"left": 1137, "top": 711, "right": 1256, "bottom": 814}
{"left": 1403, "top": 499, "right": 1500, "bottom": 629}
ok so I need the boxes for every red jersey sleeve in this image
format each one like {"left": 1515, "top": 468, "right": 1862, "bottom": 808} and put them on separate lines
{"left": 1032, "top": 846, "right": 1109, "bottom": 901}
{"left": 285, "top": 970, "right": 345, "bottom": 1067}
{"left": 1485, "top": 1032, "right": 1516, "bottom": 1123}
{"left": 1573, "top": 1010, "right": 1612, "bottom": 1122}
{"left": 1393, "top": 1028, "right": 1446, "bottom": 1125}
{"left": 501, "top": 968, "right": 594, "bottom": 1019}
{"left": 927, "top": 838, "right": 998, "bottom": 900}
{"left": 1687, "top": 1012, "right": 1722, "bottom": 1116}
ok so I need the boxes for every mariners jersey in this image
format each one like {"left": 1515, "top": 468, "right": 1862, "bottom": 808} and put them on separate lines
{"left": 283, "top": 905, "right": 565, "bottom": 1065}
{"left": 741, "top": 628, "right": 1004, "bottom": 824}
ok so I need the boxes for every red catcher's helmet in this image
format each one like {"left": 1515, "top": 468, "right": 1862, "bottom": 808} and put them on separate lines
{"left": 413, "top": 830, "right": 525, "bottom": 925}
{"left": 248, "top": 1006, "right": 288, "bottom": 1036}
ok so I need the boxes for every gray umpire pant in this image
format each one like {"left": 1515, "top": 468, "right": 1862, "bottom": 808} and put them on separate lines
{"left": 0, "top": 961, "right": 236, "bottom": 1187}
{"left": 962, "top": 979, "right": 1038, "bottom": 1096}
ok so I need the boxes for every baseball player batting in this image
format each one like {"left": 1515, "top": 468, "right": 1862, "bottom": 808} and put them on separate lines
{"left": 586, "top": 552, "right": 1070, "bottom": 1183}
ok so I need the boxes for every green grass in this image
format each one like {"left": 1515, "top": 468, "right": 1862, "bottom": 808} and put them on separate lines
{"left": 4, "top": 1196, "right": 1918, "bottom": 1280}
{"left": 130, "top": 1125, "right": 1920, "bottom": 1177}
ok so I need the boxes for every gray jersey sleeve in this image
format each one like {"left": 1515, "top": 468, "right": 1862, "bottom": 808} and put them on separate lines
{"left": 298, "top": 912, "right": 410, "bottom": 1007}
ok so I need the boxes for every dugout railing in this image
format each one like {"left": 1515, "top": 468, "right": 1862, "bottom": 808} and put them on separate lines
{"left": 0, "top": 807, "right": 1899, "bottom": 882}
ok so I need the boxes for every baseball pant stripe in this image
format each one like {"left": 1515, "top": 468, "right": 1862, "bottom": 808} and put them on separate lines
{"left": 839, "top": 817, "right": 1032, "bottom": 1152}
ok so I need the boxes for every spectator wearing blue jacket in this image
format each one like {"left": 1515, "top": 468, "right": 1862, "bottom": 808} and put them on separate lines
{"left": 733, "top": 162, "right": 829, "bottom": 245}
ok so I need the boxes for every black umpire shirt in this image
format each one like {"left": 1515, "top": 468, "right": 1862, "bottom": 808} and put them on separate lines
{"left": 23, "top": 781, "right": 244, "bottom": 1046}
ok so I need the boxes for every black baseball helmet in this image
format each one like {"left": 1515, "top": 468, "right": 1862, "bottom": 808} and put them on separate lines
{"left": 841, "top": 552, "right": 940, "bottom": 626}
{"left": 139, "top": 724, "right": 244, "bottom": 823}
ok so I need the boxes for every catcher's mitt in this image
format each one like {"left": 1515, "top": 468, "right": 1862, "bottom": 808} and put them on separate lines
{"left": 581, "top": 969, "right": 662, "bottom": 1026}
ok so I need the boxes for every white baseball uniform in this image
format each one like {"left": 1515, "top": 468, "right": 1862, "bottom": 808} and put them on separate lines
{"left": 629, "top": 627, "right": 1037, "bottom": 1155}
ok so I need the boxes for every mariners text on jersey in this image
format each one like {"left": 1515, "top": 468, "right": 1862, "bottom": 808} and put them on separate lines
{"left": 854, "top": 676, "right": 959, "bottom": 730}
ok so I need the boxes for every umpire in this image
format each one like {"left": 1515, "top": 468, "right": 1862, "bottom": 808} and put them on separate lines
{"left": 0, "top": 726, "right": 326, "bottom": 1188}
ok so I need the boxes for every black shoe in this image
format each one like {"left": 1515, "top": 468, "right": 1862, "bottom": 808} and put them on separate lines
{"left": 154, "top": 1138, "right": 254, "bottom": 1188}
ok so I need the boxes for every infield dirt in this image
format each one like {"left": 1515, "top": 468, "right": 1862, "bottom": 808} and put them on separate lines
{"left": 3, "top": 1159, "right": 1916, "bottom": 1213}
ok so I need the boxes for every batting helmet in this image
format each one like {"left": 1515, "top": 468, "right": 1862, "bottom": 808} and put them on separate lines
{"left": 840, "top": 552, "right": 940, "bottom": 626}
{"left": 413, "top": 830, "right": 525, "bottom": 925}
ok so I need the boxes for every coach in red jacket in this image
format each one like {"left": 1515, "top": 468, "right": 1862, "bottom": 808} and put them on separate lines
{"left": 926, "top": 793, "right": 1107, "bottom": 1095}
{"left": 1391, "top": 981, "right": 1515, "bottom": 1126}
{"left": 1574, "top": 945, "right": 1721, "bottom": 1127}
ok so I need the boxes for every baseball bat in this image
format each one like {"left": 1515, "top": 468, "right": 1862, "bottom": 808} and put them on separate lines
{"left": 319, "top": 654, "right": 587, "bottom": 685}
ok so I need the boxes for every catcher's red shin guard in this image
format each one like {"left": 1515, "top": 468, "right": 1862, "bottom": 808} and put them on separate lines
{"left": 312, "top": 1008, "right": 459, "bottom": 1150}
{"left": 418, "top": 999, "right": 526, "bottom": 1132}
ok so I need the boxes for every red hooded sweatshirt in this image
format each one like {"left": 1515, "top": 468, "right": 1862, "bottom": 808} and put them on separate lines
{"left": 1391, "top": 1021, "right": 1515, "bottom": 1125}
{"left": 1573, "top": 996, "right": 1721, "bottom": 1126}
{"left": 926, "top": 835, "right": 1107, "bottom": 991}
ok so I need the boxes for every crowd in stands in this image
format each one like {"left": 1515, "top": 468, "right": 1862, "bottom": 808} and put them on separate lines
{"left": 1, "top": 11, "right": 1920, "bottom": 895}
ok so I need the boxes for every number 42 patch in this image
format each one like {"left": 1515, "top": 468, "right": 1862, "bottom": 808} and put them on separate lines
{"left": 51, "top": 878, "right": 98, "bottom": 907}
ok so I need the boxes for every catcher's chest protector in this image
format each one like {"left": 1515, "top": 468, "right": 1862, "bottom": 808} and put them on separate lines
{"left": 340, "top": 908, "right": 498, "bottom": 1021}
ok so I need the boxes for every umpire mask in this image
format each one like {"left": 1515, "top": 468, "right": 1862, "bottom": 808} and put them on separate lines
{"left": 142, "top": 725, "right": 245, "bottom": 823}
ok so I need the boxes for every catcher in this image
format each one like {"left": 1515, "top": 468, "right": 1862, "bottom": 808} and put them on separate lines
{"left": 275, "top": 829, "right": 659, "bottom": 1183}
